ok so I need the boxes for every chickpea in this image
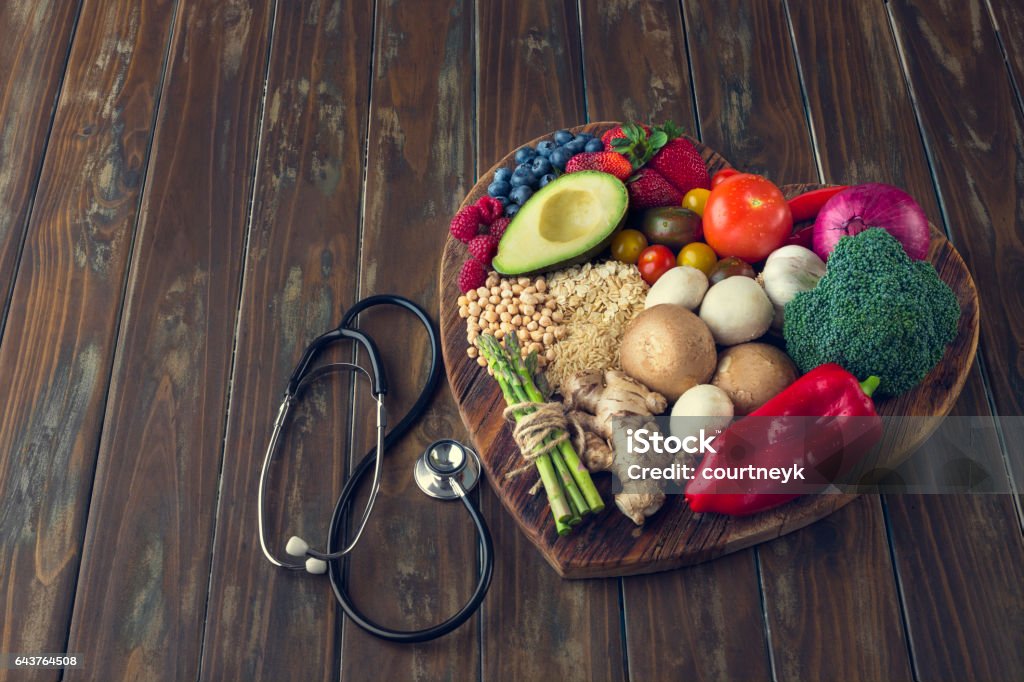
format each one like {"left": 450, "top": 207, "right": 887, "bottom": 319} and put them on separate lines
{"left": 535, "top": 279, "right": 547, "bottom": 292}
{"left": 528, "top": 342, "right": 542, "bottom": 354}
{"left": 485, "top": 275, "right": 499, "bottom": 288}
{"left": 483, "top": 311, "right": 497, "bottom": 323}
{"left": 499, "top": 322, "right": 512, "bottom": 333}
{"left": 530, "top": 330, "right": 543, "bottom": 342}
{"left": 477, "top": 357, "right": 487, "bottom": 367}
{"left": 539, "top": 315, "right": 552, "bottom": 327}
{"left": 518, "top": 329, "right": 529, "bottom": 342}
{"left": 512, "top": 284, "right": 524, "bottom": 295}
{"left": 552, "top": 310, "right": 563, "bottom": 323}
{"left": 543, "top": 332, "right": 554, "bottom": 345}
{"left": 527, "top": 321, "right": 538, "bottom": 331}
{"left": 519, "top": 292, "right": 534, "bottom": 306}
{"left": 546, "top": 349, "right": 555, "bottom": 361}
{"left": 500, "top": 312, "right": 511, "bottom": 323}
{"left": 521, "top": 304, "right": 535, "bottom": 316}
{"left": 554, "top": 326, "right": 567, "bottom": 340}
{"left": 518, "top": 277, "right": 531, "bottom": 286}
{"left": 468, "top": 302, "right": 481, "bottom": 316}
{"left": 467, "top": 346, "right": 478, "bottom": 358}
{"left": 466, "top": 289, "right": 478, "bottom": 301}
{"left": 500, "top": 289, "right": 513, "bottom": 299}
{"left": 511, "top": 315, "right": 522, "bottom": 326}
{"left": 545, "top": 299, "right": 557, "bottom": 311}
{"left": 458, "top": 306, "right": 469, "bottom": 319}
{"left": 507, "top": 304, "right": 519, "bottom": 315}
{"left": 488, "top": 295, "right": 500, "bottom": 305}
{"left": 476, "top": 287, "right": 488, "bottom": 299}
{"left": 495, "top": 329, "right": 505, "bottom": 340}
{"left": 532, "top": 312, "right": 542, "bottom": 322}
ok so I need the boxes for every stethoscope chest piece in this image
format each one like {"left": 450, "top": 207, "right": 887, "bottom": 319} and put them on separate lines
{"left": 414, "top": 439, "right": 481, "bottom": 500}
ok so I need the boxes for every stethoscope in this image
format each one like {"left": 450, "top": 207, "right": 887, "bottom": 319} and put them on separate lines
{"left": 257, "top": 294, "right": 493, "bottom": 643}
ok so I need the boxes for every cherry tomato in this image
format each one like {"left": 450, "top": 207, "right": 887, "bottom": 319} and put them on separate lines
{"left": 711, "top": 168, "right": 741, "bottom": 188}
{"left": 610, "top": 229, "right": 648, "bottom": 264}
{"left": 637, "top": 245, "right": 676, "bottom": 285}
{"left": 682, "top": 188, "right": 711, "bottom": 216}
{"left": 708, "top": 256, "right": 755, "bottom": 285}
{"left": 703, "top": 173, "right": 792, "bottom": 262}
{"left": 677, "top": 242, "right": 717, "bottom": 275}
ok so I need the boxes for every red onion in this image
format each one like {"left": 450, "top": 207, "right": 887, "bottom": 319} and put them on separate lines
{"left": 812, "top": 183, "right": 930, "bottom": 260}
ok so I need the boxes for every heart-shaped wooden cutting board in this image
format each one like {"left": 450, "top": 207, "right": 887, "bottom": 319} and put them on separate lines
{"left": 438, "top": 122, "right": 979, "bottom": 578}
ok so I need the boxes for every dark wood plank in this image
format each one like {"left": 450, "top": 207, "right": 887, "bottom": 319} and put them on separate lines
{"left": 62, "top": 2, "right": 274, "bottom": 679}
{"left": 758, "top": 497, "right": 912, "bottom": 682}
{"left": 475, "top": 3, "right": 625, "bottom": 681}
{"left": 989, "top": 0, "right": 1024, "bottom": 116}
{"left": 336, "top": 1, "right": 480, "bottom": 680}
{"left": 0, "top": 1, "right": 177, "bottom": 677}
{"left": 783, "top": 1, "right": 1020, "bottom": 679}
{"left": 887, "top": 0, "right": 1024, "bottom": 437}
{"left": 578, "top": 0, "right": 693, "bottom": 125}
{"left": 198, "top": 1, "right": 374, "bottom": 679}
{"left": 880, "top": 1, "right": 1024, "bottom": 677}
{"left": 580, "top": 2, "right": 766, "bottom": 678}
{"left": 0, "top": 0, "right": 80, "bottom": 332}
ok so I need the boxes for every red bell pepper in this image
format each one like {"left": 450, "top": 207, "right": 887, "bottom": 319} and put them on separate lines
{"left": 787, "top": 185, "right": 850, "bottom": 223}
{"left": 685, "top": 364, "right": 882, "bottom": 516}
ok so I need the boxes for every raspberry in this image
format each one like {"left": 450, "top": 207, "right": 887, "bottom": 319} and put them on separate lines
{"left": 458, "top": 258, "right": 487, "bottom": 293}
{"left": 450, "top": 205, "right": 483, "bottom": 243}
{"left": 475, "top": 196, "right": 504, "bottom": 224}
{"left": 489, "top": 216, "right": 511, "bottom": 239}
{"left": 467, "top": 233, "right": 500, "bottom": 265}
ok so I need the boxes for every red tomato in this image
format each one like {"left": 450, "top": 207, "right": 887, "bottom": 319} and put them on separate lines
{"left": 711, "top": 168, "right": 741, "bottom": 188}
{"left": 637, "top": 245, "right": 676, "bottom": 285}
{"left": 703, "top": 174, "right": 792, "bottom": 262}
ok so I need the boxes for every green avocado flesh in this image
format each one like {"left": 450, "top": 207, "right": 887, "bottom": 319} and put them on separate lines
{"left": 492, "top": 171, "right": 628, "bottom": 276}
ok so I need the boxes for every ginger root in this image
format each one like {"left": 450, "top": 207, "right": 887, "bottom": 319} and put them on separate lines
{"left": 564, "top": 370, "right": 667, "bottom": 439}
{"left": 562, "top": 370, "right": 670, "bottom": 526}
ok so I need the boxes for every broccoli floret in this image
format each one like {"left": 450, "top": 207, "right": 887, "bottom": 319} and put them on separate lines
{"left": 783, "top": 228, "right": 960, "bottom": 396}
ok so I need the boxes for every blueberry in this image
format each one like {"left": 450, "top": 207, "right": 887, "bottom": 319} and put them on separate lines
{"left": 574, "top": 132, "right": 594, "bottom": 142}
{"left": 530, "top": 156, "right": 552, "bottom": 176}
{"left": 511, "top": 166, "right": 534, "bottom": 187}
{"left": 565, "top": 139, "right": 585, "bottom": 154}
{"left": 505, "top": 202, "right": 521, "bottom": 217}
{"left": 549, "top": 148, "right": 571, "bottom": 170}
{"left": 539, "top": 173, "right": 557, "bottom": 187}
{"left": 494, "top": 167, "right": 512, "bottom": 182}
{"left": 510, "top": 185, "right": 533, "bottom": 204}
{"left": 488, "top": 180, "right": 511, "bottom": 197}
{"left": 514, "top": 147, "right": 537, "bottom": 164}
{"left": 536, "top": 140, "right": 556, "bottom": 157}
{"left": 493, "top": 195, "right": 509, "bottom": 207}
{"left": 585, "top": 138, "right": 605, "bottom": 153}
{"left": 553, "top": 130, "right": 574, "bottom": 145}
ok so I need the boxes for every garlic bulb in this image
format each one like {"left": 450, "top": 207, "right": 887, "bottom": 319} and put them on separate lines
{"left": 762, "top": 245, "right": 826, "bottom": 329}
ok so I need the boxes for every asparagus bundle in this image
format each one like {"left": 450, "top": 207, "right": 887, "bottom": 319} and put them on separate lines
{"left": 476, "top": 334, "right": 604, "bottom": 535}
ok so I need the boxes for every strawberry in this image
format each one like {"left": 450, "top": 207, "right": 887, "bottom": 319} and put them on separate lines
{"left": 450, "top": 204, "right": 484, "bottom": 243}
{"left": 602, "top": 123, "right": 651, "bottom": 151}
{"left": 647, "top": 136, "right": 710, "bottom": 195}
{"left": 475, "top": 195, "right": 504, "bottom": 224}
{"left": 564, "top": 151, "right": 633, "bottom": 180}
{"left": 458, "top": 258, "right": 487, "bottom": 293}
{"left": 489, "top": 216, "right": 511, "bottom": 239}
{"left": 627, "top": 168, "right": 684, "bottom": 209}
{"left": 467, "top": 233, "right": 500, "bottom": 265}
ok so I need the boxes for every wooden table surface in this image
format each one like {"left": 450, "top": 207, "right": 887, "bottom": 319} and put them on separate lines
{"left": 0, "top": 1, "right": 1021, "bottom": 680}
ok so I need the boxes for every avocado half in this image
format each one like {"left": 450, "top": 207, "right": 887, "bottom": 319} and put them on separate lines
{"left": 492, "top": 171, "right": 628, "bottom": 276}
